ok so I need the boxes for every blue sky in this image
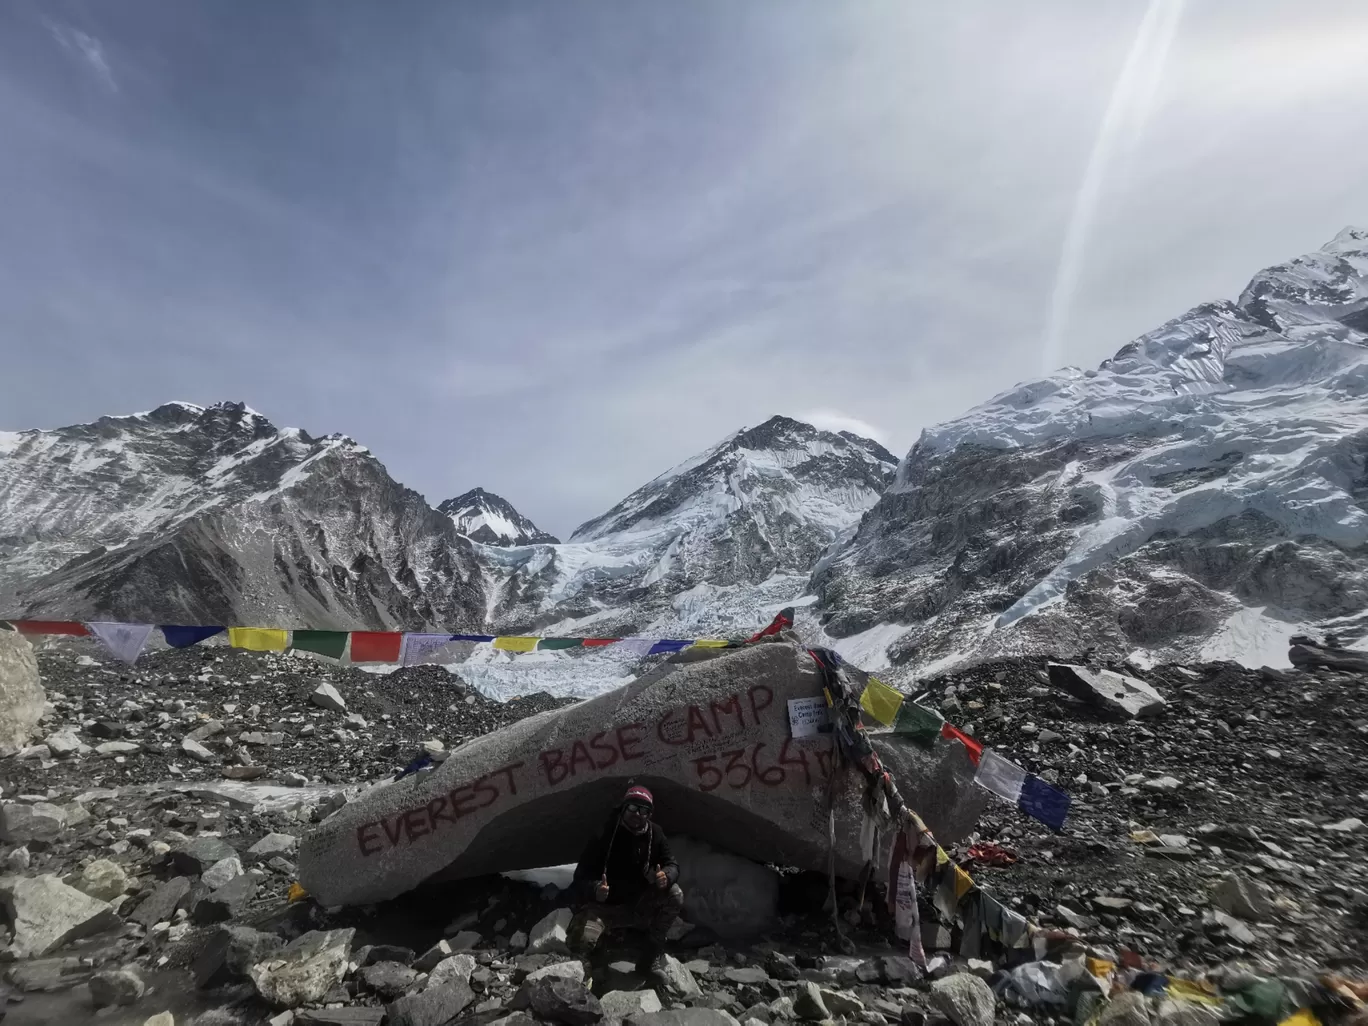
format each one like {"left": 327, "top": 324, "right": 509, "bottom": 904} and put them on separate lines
{"left": 2, "top": 1, "right": 1367, "bottom": 537}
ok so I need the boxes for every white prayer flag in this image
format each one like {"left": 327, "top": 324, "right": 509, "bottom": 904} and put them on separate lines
{"left": 973, "top": 748, "right": 1028, "bottom": 804}
{"left": 399, "top": 633, "right": 458, "bottom": 666}
{"left": 86, "top": 622, "right": 154, "bottom": 665}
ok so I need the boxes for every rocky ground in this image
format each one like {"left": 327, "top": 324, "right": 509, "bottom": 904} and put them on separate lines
{"left": 0, "top": 643, "right": 1363, "bottom": 1026}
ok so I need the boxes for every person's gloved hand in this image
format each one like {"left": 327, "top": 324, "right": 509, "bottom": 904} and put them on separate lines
{"left": 595, "top": 876, "right": 610, "bottom": 903}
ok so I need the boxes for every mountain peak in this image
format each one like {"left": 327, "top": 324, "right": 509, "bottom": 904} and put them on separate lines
{"left": 437, "top": 488, "right": 559, "bottom": 547}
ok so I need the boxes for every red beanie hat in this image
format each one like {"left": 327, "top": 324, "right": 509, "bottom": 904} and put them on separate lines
{"left": 623, "top": 785, "right": 654, "bottom": 808}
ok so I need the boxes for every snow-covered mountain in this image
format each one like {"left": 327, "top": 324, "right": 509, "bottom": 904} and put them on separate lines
{"left": 0, "top": 402, "right": 489, "bottom": 628}
{"left": 478, "top": 416, "right": 897, "bottom": 638}
{"left": 437, "top": 488, "right": 558, "bottom": 547}
{"left": 814, "top": 227, "right": 1368, "bottom": 676}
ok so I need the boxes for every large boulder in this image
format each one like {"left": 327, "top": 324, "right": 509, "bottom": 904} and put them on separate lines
{"left": 1047, "top": 663, "right": 1166, "bottom": 719}
{"left": 0, "top": 629, "right": 44, "bottom": 755}
{"left": 298, "top": 643, "right": 987, "bottom": 906}
{"left": 0, "top": 874, "right": 120, "bottom": 957}
{"left": 672, "top": 836, "right": 778, "bottom": 940}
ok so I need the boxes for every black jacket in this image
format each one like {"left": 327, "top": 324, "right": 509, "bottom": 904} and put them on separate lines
{"left": 572, "top": 813, "right": 679, "bottom": 905}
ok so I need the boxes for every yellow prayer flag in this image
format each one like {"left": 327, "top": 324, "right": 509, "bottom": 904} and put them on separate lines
{"left": 690, "top": 639, "right": 730, "bottom": 648}
{"left": 228, "top": 628, "right": 289, "bottom": 652}
{"left": 1168, "top": 979, "right": 1224, "bottom": 1007}
{"left": 493, "top": 636, "right": 539, "bottom": 652}
{"left": 1278, "top": 1011, "right": 1321, "bottom": 1026}
{"left": 859, "top": 676, "right": 905, "bottom": 726}
{"left": 953, "top": 863, "right": 975, "bottom": 899}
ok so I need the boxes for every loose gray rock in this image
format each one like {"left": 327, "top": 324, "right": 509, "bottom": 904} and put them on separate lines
{"left": 170, "top": 836, "right": 239, "bottom": 876}
{"left": 426, "top": 953, "right": 477, "bottom": 989}
{"left": 194, "top": 924, "right": 285, "bottom": 989}
{"left": 792, "top": 982, "right": 829, "bottom": 1021}
{"left": 131, "top": 876, "right": 192, "bottom": 927}
{"left": 725, "top": 967, "right": 770, "bottom": 986}
{"left": 1047, "top": 663, "right": 1166, "bottom": 719}
{"left": 413, "top": 939, "right": 454, "bottom": 972}
{"left": 1213, "top": 873, "right": 1275, "bottom": 922}
{"left": 0, "top": 630, "right": 44, "bottom": 753}
{"left": 182, "top": 738, "right": 218, "bottom": 763}
{"left": 187, "top": 719, "right": 225, "bottom": 742}
{"left": 627, "top": 1012, "right": 742, "bottom": 1026}
{"left": 249, "top": 927, "right": 355, "bottom": 1008}
{"left": 601, "top": 990, "right": 664, "bottom": 1021}
{"left": 77, "top": 859, "right": 130, "bottom": 902}
{"left": 89, "top": 967, "right": 146, "bottom": 1007}
{"left": 527, "top": 907, "right": 573, "bottom": 955}
{"left": 248, "top": 832, "right": 299, "bottom": 857}
{"left": 0, "top": 801, "right": 67, "bottom": 844}
{"left": 0, "top": 875, "right": 120, "bottom": 958}
{"left": 821, "top": 990, "right": 864, "bottom": 1016}
{"left": 525, "top": 961, "right": 587, "bottom": 986}
{"left": 44, "top": 729, "right": 83, "bottom": 757}
{"left": 202, "top": 856, "right": 244, "bottom": 890}
{"left": 191, "top": 873, "right": 259, "bottom": 924}
{"left": 657, "top": 955, "right": 702, "bottom": 999}
{"left": 527, "top": 977, "right": 603, "bottom": 1025}
{"left": 361, "top": 960, "right": 420, "bottom": 999}
{"left": 387, "top": 981, "right": 474, "bottom": 1026}
{"left": 930, "top": 974, "right": 996, "bottom": 1026}
{"left": 311, "top": 683, "right": 347, "bottom": 714}
{"left": 297, "top": 1009, "right": 387, "bottom": 1025}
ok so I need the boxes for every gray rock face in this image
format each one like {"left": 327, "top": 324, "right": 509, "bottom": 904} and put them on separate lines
{"left": 77, "top": 859, "right": 131, "bottom": 902}
{"left": 792, "top": 983, "right": 829, "bottom": 1021}
{"left": 657, "top": 955, "right": 702, "bottom": 1000}
{"left": 0, "top": 874, "right": 120, "bottom": 957}
{"left": 249, "top": 927, "right": 355, "bottom": 1009}
{"left": 0, "top": 630, "right": 43, "bottom": 755}
{"left": 627, "top": 1013, "right": 740, "bottom": 1026}
{"left": 248, "top": 832, "right": 299, "bottom": 857}
{"left": 360, "top": 959, "right": 419, "bottom": 999}
{"left": 527, "top": 977, "right": 603, "bottom": 1025}
{"left": 439, "top": 487, "right": 560, "bottom": 547}
{"left": 0, "top": 801, "right": 68, "bottom": 844}
{"left": 674, "top": 837, "right": 778, "bottom": 940}
{"left": 194, "top": 925, "right": 284, "bottom": 989}
{"left": 812, "top": 228, "right": 1368, "bottom": 672}
{"left": 600, "top": 990, "right": 664, "bottom": 1022}
{"left": 311, "top": 684, "right": 347, "bottom": 714}
{"left": 527, "top": 908, "right": 573, "bottom": 955}
{"left": 1212, "top": 873, "right": 1276, "bottom": 922}
{"left": 130, "top": 876, "right": 192, "bottom": 927}
{"left": 88, "top": 968, "right": 145, "bottom": 1007}
{"left": 297, "top": 1009, "right": 387, "bottom": 1026}
{"left": 1, "top": 401, "right": 489, "bottom": 629}
{"left": 387, "top": 981, "right": 474, "bottom": 1026}
{"left": 190, "top": 873, "right": 259, "bottom": 923}
{"left": 1047, "top": 664, "right": 1166, "bottom": 719}
{"left": 426, "top": 952, "right": 477, "bottom": 989}
{"left": 930, "top": 974, "right": 996, "bottom": 1026}
{"left": 201, "top": 856, "right": 244, "bottom": 889}
{"left": 170, "top": 836, "right": 239, "bottom": 876}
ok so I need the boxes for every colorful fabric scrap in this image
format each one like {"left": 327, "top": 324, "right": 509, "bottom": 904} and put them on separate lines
{"left": 1018, "top": 774, "right": 1071, "bottom": 831}
{"left": 160, "top": 625, "right": 226, "bottom": 648}
{"left": 492, "top": 636, "right": 539, "bottom": 652}
{"left": 86, "top": 622, "right": 154, "bottom": 664}
{"left": 745, "top": 606, "right": 794, "bottom": 643}
{"left": 399, "top": 633, "right": 458, "bottom": 666}
{"left": 228, "top": 628, "right": 289, "bottom": 652}
{"left": 14, "top": 620, "right": 90, "bottom": 636}
{"left": 290, "top": 630, "right": 348, "bottom": 660}
{"left": 893, "top": 701, "right": 944, "bottom": 744}
{"left": 860, "top": 676, "right": 906, "bottom": 726}
{"left": 349, "top": 631, "right": 403, "bottom": 663}
{"left": 941, "top": 721, "right": 983, "bottom": 765}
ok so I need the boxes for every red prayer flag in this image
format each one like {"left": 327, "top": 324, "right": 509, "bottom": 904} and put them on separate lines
{"left": 581, "top": 638, "right": 619, "bottom": 647}
{"left": 15, "top": 620, "right": 90, "bottom": 637}
{"left": 349, "top": 631, "right": 402, "bottom": 662}
{"left": 941, "top": 721, "right": 982, "bottom": 765}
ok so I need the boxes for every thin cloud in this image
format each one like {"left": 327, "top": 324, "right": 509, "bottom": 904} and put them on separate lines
{"left": 795, "top": 410, "right": 889, "bottom": 445}
{"left": 47, "top": 20, "right": 117, "bottom": 92}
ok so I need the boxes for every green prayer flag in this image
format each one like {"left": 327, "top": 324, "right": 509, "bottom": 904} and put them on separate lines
{"left": 537, "top": 638, "right": 583, "bottom": 651}
{"left": 893, "top": 701, "right": 945, "bottom": 745}
{"left": 290, "top": 630, "right": 348, "bottom": 660}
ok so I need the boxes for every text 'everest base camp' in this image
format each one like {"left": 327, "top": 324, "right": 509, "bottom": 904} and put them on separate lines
{"left": 0, "top": 231, "right": 1366, "bottom": 1024}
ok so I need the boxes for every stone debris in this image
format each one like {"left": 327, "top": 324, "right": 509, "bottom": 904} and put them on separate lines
{"left": 77, "top": 858, "right": 131, "bottom": 901}
{"left": 250, "top": 928, "right": 355, "bottom": 1008}
{"left": 359, "top": 959, "right": 419, "bottom": 999}
{"left": 249, "top": 831, "right": 300, "bottom": 856}
{"left": 131, "top": 876, "right": 192, "bottom": 927}
{"left": 0, "top": 800, "right": 68, "bottom": 843}
{"left": 201, "top": 855, "right": 244, "bottom": 889}
{"left": 0, "top": 873, "right": 120, "bottom": 957}
{"left": 600, "top": 990, "right": 664, "bottom": 1022}
{"left": 0, "top": 628, "right": 44, "bottom": 753}
{"left": 387, "top": 981, "right": 474, "bottom": 1026}
{"left": 89, "top": 967, "right": 146, "bottom": 1007}
{"left": 194, "top": 924, "right": 285, "bottom": 989}
{"left": 527, "top": 907, "right": 574, "bottom": 955}
{"left": 426, "top": 952, "right": 477, "bottom": 989}
{"left": 931, "top": 973, "right": 997, "bottom": 1026}
{"left": 1048, "top": 663, "right": 1166, "bottom": 719}
{"left": 526, "top": 977, "right": 603, "bottom": 1025}
{"left": 311, "top": 683, "right": 348, "bottom": 714}
{"left": 182, "top": 737, "right": 218, "bottom": 763}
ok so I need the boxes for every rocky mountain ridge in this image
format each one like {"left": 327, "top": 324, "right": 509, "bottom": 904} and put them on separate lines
{"left": 813, "top": 227, "right": 1368, "bottom": 677}
{"left": 438, "top": 488, "right": 559, "bottom": 547}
